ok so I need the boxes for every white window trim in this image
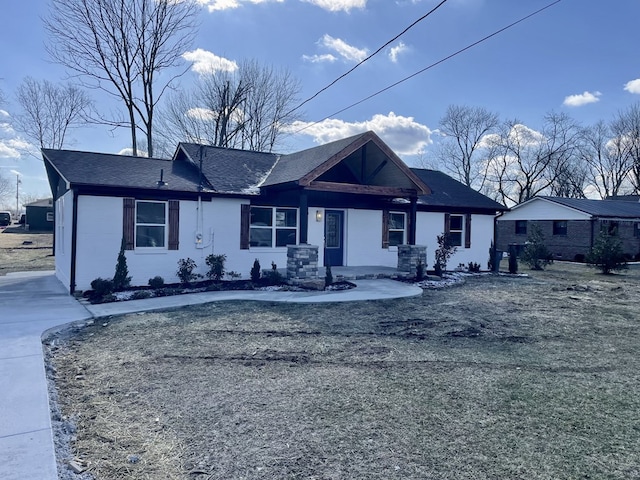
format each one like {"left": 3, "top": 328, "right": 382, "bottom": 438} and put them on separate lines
{"left": 46, "top": 211, "right": 54, "bottom": 222}
{"left": 135, "top": 200, "right": 168, "bottom": 250}
{"left": 250, "top": 206, "right": 299, "bottom": 249}
{"left": 388, "top": 211, "right": 407, "bottom": 248}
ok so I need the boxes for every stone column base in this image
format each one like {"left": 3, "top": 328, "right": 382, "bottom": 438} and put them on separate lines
{"left": 397, "top": 245, "right": 427, "bottom": 275}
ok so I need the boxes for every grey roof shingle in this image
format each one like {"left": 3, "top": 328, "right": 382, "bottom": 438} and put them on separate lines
{"left": 411, "top": 169, "right": 507, "bottom": 211}
{"left": 261, "top": 132, "right": 368, "bottom": 187}
{"left": 42, "top": 149, "right": 203, "bottom": 192}
{"left": 539, "top": 196, "right": 640, "bottom": 218}
{"left": 177, "top": 143, "right": 278, "bottom": 193}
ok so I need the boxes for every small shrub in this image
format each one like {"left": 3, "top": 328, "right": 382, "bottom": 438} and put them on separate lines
{"left": 250, "top": 259, "right": 261, "bottom": 282}
{"left": 520, "top": 225, "right": 553, "bottom": 271}
{"left": 416, "top": 259, "right": 425, "bottom": 281}
{"left": 574, "top": 253, "right": 586, "bottom": 263}
{"left": 434, "top": 232, "right": 457, "bottom": 276}
{"left": 467, "top": 262, "right": 481, "bottom": 273}
{"left": 488, "top": 240, "right": 495, "bottom": 271}
{"left": 131, "top": 290, "right": 152, "bottom": 300}
{"left": 325, "top": 263, "right": 333, "bottom": 287}
{"left": 176, "top": 258, "right": 198, "bottom": 285}
{"left": 113, "top": 237, "right": 132, "bottom": 291}
{"left": 205, "top": 254, "right": 226, "bottom": 281}
{"left": 148, "top": 276, "right": 165, "bottom": 289}
{"left": 155, "top": 287, "right": 180, "bottom": 297}
{"left": 263, "top": 261, "right": 284, "bottom": 286}
{"left": 90, "top": 277, "right": 114, "bottom": 297}
{"left": 586, "top": 230, "right": 627, "bottom": 274}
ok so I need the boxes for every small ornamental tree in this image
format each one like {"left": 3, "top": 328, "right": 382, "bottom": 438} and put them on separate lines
{"left": 434, "top": 233, "right": 457, "bottom": 277}
{"left": 113, "top": 237, "right": 131, "bottom": 291}
{"left": 250, "top": 259, "right": 261, "bottom": 282}
{"left": 520, "top": 224, "right": 553, "bottom": 271}
{"left": 176, "top": 258, "right": 198, "bottom": 285}
{"left": 205, "top": 254, "right": 226, "bottom": 281}
{"left": 586, "top": 230, "right": 627, "bottom": 274}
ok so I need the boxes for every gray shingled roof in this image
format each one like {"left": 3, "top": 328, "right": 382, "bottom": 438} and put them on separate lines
{"left": 261, "top": 132, "right": 368, "bottom": 187}
{"left": 411, "top": 169, "right": 507, "bottom": 211}
{"left": 539, "top": 196, "right": 640, "bottom": 218}
{"left": 42, "top": 149, "right": 203, "bottom": 192}
{"left": 177, "top": 143, "right": 278, "bottom": 193}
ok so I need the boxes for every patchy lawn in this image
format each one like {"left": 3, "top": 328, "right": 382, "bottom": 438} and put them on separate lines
{"left": 47, "top": 263, "right": 640, "bottom": 479}
{"left": 0, "top": 227, "right": 54, "bottom": 275}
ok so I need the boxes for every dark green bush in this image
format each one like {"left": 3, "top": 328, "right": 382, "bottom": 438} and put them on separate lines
{"left": 586, "top": 231, "right": 627, "bottom": 274}
{"left": 250, "top": 259, "right": 261, "bottom": 282}
{"left": 90, "top": 277, "right": 114, "bottom": 297}
{"left": 416, "top": 259, "right": 425, "bottom": 281}
{"left": 113, "top": 237, "right": 131, "bottom": 291}
{"left": 325, "top": 263, "right": 333, "bottom": 287}
{"left": 434, "top": 233, "right": 457, "bottom": 276}
{"left": 148, "top": 276, "right": 165, "bottom": 289}
{"left": 467, "top": 262, "right": 481, "bottom": 273}
{"left": 176, "top": 258, "right": 198, "bottom": 285}
{"left": 205, "top": 254, "right": 226, "bottom": 281}
{"left": 263, "top": 261, "right": 284, "bottom": 286}
{"left": 520, "top": 225, "right": 553, "bottom": 270}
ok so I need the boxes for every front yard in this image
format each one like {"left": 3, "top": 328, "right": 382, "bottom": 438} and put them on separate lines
{"left": 47, "top": 263, "right": 640, "bottom": 479}
{"left": 0, "top": 227, "right": 54, "bottom": 274}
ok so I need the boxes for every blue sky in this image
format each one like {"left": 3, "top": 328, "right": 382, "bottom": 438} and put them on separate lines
{"left": 1, "top": 0, "right": 640, "bottom": 202}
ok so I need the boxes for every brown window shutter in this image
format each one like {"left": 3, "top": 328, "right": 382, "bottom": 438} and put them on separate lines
{"left": 465, "top": 213, "right": 472, "bottom": 248}
{"left": 168, "top": 200, "right": 180, "bottom": 250}
{"left": 382, "top": 209, "right": 390, "bottom": 248}
{"left": 123, "top": 198, "right": 135, "bottom": 250}
{"left": 240, "top": 204, "right": 250, "bottom": 249}
{"left": 444, "top": 213, "right": 451, "bottom": 235}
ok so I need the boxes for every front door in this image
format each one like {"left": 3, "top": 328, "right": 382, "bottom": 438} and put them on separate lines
{"left": 324, "top": 210, "right": 344, "bottom": 267}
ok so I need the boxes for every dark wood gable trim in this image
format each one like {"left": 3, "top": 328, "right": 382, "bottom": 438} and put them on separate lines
{"left": 123, "top": 198, "right": 135, "bottom": 250}
{"left": 382, "top": 209, "right": 389, "bottom": 248}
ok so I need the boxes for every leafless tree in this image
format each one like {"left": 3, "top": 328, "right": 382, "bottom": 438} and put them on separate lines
{"left": 485, "top": 112, "right": 581, "bottom": 205}
{"left": 436, "top": 105, "right": 499, "bottom": 190}
{"left": 13, "top": 77, "right": 92, "bottom": 150}
{"left": 45, "top": 0, "right": 198, "bottom": 157}
{"left": 0, "top": 173, "right": 11, "bottom": 204}
{"left": 611, "top": 103, "right": 640, "bottom": 193}
{"left": 578, "top": 120, "right": 633, "bottom": 199}
{"left": 159, "top": 59, "right": 301, "bottom": 153}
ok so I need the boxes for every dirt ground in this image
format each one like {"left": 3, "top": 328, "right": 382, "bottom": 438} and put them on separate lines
{"left": 0, "top": 226, "right": 54, "bottom": 274}
{"left": 47, "top": 263, "right": 640, "bottom": 480}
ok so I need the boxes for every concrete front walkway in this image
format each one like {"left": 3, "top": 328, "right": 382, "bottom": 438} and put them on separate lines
{"left": 0, "top": 271, "right": 422, "bottom": 480}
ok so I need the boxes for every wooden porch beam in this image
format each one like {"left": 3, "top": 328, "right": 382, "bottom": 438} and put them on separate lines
{"left": 306, "top": 181, "right": 417, "bottom": 197}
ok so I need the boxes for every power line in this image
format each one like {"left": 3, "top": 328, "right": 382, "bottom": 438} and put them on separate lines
{"left": 293, "top": 0, "right": 564, "bottom": 135}
{"left": 286, "top": 0, "right": 450, "bottom": 117}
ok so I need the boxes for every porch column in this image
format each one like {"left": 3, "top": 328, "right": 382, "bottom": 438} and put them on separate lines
{"left": 408, "top": 197, "right": 417, "bottom": 245}
{"left": 299, "top": 192, "right": 308, "bottom": 244}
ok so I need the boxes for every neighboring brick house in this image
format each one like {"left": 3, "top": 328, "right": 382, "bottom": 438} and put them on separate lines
{"left": 497, "top": 196, "right": 640, "bottom": 261}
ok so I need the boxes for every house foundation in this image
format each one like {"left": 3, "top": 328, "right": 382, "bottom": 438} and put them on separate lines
{"left": 397, "top": 244, "right": 427, "bottom": 276}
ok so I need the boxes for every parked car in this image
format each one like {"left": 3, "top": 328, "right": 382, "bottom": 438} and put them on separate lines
{"left": 18, "top": 213, "right": 26, "bottom": 225}
{"left": 0, "top": 211, "right": 11, "bottom": 227}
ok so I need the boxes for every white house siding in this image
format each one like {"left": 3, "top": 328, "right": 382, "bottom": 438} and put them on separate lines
{"left": 416, "top": 212, "right": 495, "bottom": 270}
{"left": 498, "top": 199, "right": 590, "bottom": 221}
{"left": 54, "top": 190, "right": 74, "bottom": 290}
{"left": 345, "top": 209, "right": 398, "bottom": 267}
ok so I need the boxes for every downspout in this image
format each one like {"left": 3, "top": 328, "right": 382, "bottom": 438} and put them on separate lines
{"left": 69, "top": 189, "right": 79, "bottom": 295}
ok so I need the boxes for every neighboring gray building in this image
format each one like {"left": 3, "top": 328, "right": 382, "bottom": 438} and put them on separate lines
{"left": 497, "top": 196, "right": 640, "bottom": 261}
{"left": 25, "top": 198, "right": 54, "bottom": 232}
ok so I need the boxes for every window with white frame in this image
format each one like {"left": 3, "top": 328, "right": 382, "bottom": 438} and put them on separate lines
{"left": 250, "top": 207, "right": 298, "bottom": 247}
{"left": 388, "top": 212, "right": 406, "bottom": 246}
{"left": 46, "top": 212, "right": 54, "bottom": 222}
{"left": 449, "top": 214, "right": 463, "bottom": 247}
{"left": 135, "top": 201, "right": 167, "bottom": 248}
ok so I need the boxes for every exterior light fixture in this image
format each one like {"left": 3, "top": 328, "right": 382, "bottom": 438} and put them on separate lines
{"left": 316, "top": 210, "right": 323, "bottom": 222}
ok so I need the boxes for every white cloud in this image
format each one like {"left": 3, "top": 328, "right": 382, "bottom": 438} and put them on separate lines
{"left": 389, "top": 42, "right": 407, "bottom": 63}
{"left": 624, "top": 78, "right": 640, "bottom": 94}
{"left": 182, "top": 49, "right": 238, "bottom": 74}
{"left": 117, "top": 148, "right": 148, "bottom": 157}
{"left": 285, "top": 112, "right": 432, "bottom": 155}
{"left": 302, "top": 53, "right": 338, "bottom": 63}
{"left": 186, "top": 107, "right": 217, "bottom": 121}
{"left": 302, "top": 0, "right": 366, "bottom": 12}
{"left": 318, "top": 34, "right": 367, "bottom": 62}
{"left": 197, "top": 0, "right": 284, "bottom": 11}
{"left": 563, "top": 90, "right": 601, "bottom": 107}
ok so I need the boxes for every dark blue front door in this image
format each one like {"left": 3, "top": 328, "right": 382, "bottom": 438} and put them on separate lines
{"left": 324, "top": 210, "right": 344, "bottom": 267}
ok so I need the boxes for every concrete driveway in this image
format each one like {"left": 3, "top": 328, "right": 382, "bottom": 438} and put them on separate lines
{"left": 0, "top": 272, "right": 91, "bottom": 480}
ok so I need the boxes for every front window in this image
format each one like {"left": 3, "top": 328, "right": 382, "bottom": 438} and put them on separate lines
{"left": 388, "top": 212, "right": 406, "bottom": 247}
{"left": 515, "top": 220, "right": 527, "bottom": 235}
{"left": 250, "top": 207, "right": 298, "bottom": 247}
{"left": 449, "top": 214, "right": 463, "bottom": 247}
{"left": 136, "top": 201, "right": 167, "bottom": 248}
{"left": 553, "top": 220, "right": 567, "bottom": 236}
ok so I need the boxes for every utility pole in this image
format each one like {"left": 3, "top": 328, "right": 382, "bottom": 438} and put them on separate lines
{"left": 15, "top": 173, "right": 20, "bottom": 217}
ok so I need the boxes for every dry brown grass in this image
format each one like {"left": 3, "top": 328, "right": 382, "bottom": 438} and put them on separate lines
{"left": 47, "top": 263, "right": 640, "bottom": 479}
{"left": 0, "top": 227, "right": 54, "bottom": 274}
